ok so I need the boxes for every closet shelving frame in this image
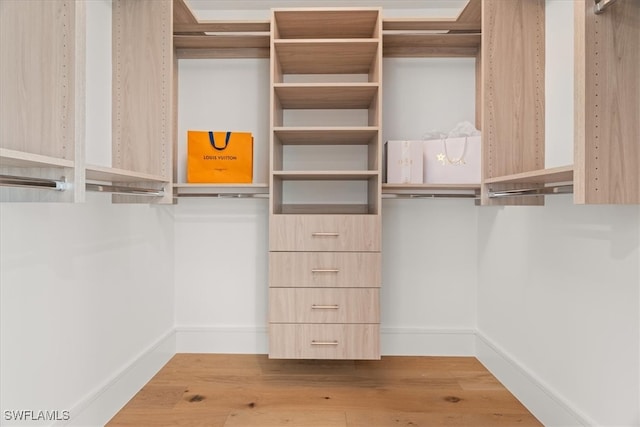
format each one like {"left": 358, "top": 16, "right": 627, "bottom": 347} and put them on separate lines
{"left": 2, "top": 0, "right": 637, "bottom": 205}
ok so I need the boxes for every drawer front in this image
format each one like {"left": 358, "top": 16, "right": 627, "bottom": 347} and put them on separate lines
{"left": 269, "top": 215, "right": 381, "bottom": 252}
{"left": 269, "top": 288, "right": 379, "bottom": 323}
{"left": 269, "top": 324, "right": 380, "bottom": 360}
{"left": 269, "top": 252, "right": 381, "bottom": 288}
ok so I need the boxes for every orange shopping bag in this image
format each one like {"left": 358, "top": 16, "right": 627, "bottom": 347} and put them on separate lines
{"left": 187, "top": 131, "right": 253, "bottom": 183}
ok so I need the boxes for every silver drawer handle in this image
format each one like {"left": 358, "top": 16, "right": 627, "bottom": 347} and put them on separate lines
{"left": 311, "top": 304, "right": 339, "bottom": 310}
{"left": 311, "top": 340, "right": 339, "bottom": 346}
{"left": 311, "top": 232, "right": 339, "bottom": 237}
{"left": 311, "top": 269, "right": 339, "bottom": 273}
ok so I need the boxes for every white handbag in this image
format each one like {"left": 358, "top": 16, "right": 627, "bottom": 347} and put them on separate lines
{"left": 423, "top": 136, "right": 481, "bottom": 184}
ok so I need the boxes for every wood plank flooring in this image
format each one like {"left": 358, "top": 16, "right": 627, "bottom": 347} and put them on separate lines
{"left": 107, "top": 354, "right": 542, "bottom": 427}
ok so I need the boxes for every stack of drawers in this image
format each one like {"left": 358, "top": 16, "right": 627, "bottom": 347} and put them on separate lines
{"left": 268, "top": 214, "right": 381, "bottom": 359}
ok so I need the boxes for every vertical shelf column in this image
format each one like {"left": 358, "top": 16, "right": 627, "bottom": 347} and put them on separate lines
{"left": 480, "top": 0, "right": 546, "bottom": 206}
{"left": 574, "top": 0, "right": 640, "bottom": 204}
{"left": 112, "top": 0, "right": 173, "bottom": 204}
{"left": 0, "top": 0, "right": 85, "bottom": 202}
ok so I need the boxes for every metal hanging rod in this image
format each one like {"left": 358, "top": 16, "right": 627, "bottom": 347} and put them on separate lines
{"left": 86, "top": 183, "right": 164, "bottom": 197}
{"left": 594, "top": 0, "right": 619, "bottom": 14}
{"left": 489, "top": 184, "right": 573, "bottom": 198}
{"left": 0, "top": 174, "right": 69, "bottom": 191}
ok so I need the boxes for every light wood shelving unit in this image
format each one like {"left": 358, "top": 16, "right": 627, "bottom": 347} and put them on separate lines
{"left": 0, "top": 0, "right": 85, "bottom": 202}
{"left": 268, "top": 8, "right": 383, "bottom": 360}
{"left": 573, "top": 0, "right": 639, "bottom": 204}
{"left": 109, "top": 0, "right": 173, "bottom": 204}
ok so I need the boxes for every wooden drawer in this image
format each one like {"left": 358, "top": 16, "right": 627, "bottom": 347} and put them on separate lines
{"left": 269, "top": 215, "right": 381, "bottom": 252}
{"left": 269, "top": 252, "right": 381, "bottom": 288}
{"left": 269, "top": 324, "right": 380, "bottom": 360}
{"left": 269, "top": 288, "right": 379, "bottom": 323}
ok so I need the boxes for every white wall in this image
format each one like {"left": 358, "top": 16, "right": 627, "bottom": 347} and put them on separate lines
{"left": 0, "top": 196, "right": 175, "bottom": 426}
{"left": 476, "top": 198, "right": 640, "bottom": 426}
{"left": 174, "top": 42, "right": 479, "bottom": 355}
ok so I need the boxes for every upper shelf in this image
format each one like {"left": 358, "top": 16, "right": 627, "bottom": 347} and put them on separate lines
{"left": 273, "top": 8, "right": 380, "bottom": 39}
{"left": 173, "top": 0, "right": 481, "bottom": 59}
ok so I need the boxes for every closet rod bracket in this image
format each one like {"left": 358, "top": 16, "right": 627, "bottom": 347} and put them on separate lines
{"left": 594, "top": 0, "right": 619, "bottom": 14}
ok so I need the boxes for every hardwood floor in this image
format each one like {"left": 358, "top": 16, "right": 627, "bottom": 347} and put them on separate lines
{"left": 107, "top": 354, "right": 542, "bottom": 426}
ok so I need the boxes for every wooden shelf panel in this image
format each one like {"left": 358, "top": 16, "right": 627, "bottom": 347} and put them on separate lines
{"left": 383, "top": 183, "right": 480, "bottom": 192}
{"left": 273, "top": 171, "right": 378, "bottom": 180}
{"left": 273, "top": 9, "right": 380, "bottom": 39}
{"left": 274, "top": 127, "right": 378, "bottom": 145}
{"left": 274, "top": 83, "right": 378, "bottom": 109}
{"left": 174, "top": 33, "right": 270, "bottom": 49}
{"left": 383, "top": 18, "right": 480, "bottom": 32}
{"left": 383, "top": 33, "right": 480, "bottom": 58}
{"left": 274, "top": 40, "right": 379, "bottom": 74}
{"left": 484, "top": 165, "right": 574, "bottom": 185}
{"left": 278, "top": 203, "right": 372, "bottom": 215}
{"left": 0, "top": 148, "right": 74, "bottom": 169}
{"left": 85, "top": 164, "right": 168, "bottom": 183}
{"left": 174, "top": 21, "right": 271, "bottom": 33}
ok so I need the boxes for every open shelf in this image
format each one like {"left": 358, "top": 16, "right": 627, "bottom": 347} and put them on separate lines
{"left": 274, "top": 83, "right": 378, "bottom": 109}
{"left": 85, "top": 164, "right": 168, "bottom": 183}
{"left": 484, "top": 165, "right": 574, "bottom": 185}
{"left": 383, "top": 33, "right": 481, "bottom": 58}
{"left": 274, "top": 40, "right": 379, "bottom": 74}
{"left": 0, "top": 148, "right": 74, "bottom": 169}
{"left": 273, "top": 9, "right": 380, "bottom": 39}
{"left": 274, "top": 127, "right": 378, "bottom": 145}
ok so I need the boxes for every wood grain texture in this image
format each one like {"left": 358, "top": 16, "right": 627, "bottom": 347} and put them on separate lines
{"left": 269, "top": 215, "right": 381, "bottom": 252}
{"left": 107, "top": 354, "right": 542, "bottom": 426}
{"left": 274, "top": 128, "right": 378, "bottom": 145}
{"left": 456, "top": 0, "right": 481, "bottom": 24}
{"left": 574, "top": 0, "right": 640, "bottom": 204}
{"left": 113, "top": 0, "right": 172, "bottom": 179}
{"left": 274, "top": 84, "right": 379, "bottom": 109}
{"left": 481, "top": 0, "right": 545, "bottom": 206}
{"left": 275, "top": 41, "right": 379, "bottom": 75}
{"left": 172, "top": 0, "right": 198, "bottom": 25}
{"left": 269, "top": 252, "right": 381, "bottom": 288}
{"left": 269, "top": 324, "right": 380, "bottom": 360}
{"left": 273, "top": 9, "right": 380, "bottom": 39}
{"left": 0, "top": 0, "right": 75, "bottom": 159}
{"left": 269, "top": 288, "right": 379, "bottom": 323}
{"left": 0, "top": 0, "right": 84, "bottom": 202}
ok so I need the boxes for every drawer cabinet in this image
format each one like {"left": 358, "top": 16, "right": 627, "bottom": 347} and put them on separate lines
{"left": 269, "top": 252, "right": 381, "bottom": 288}
{"left": 269, "top": 288, "right": 379, "bottom": 323}
{"left": 269, "top": 324, "right": 380, "bottom": 360}
{"left": 269, "top": 214, "right": 381, "bottom": 252}
{"left": 268, "top": 8, "right": 382, "bottom": 360}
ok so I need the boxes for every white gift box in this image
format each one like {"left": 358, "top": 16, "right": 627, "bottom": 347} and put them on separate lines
{"left": 423, "top": 136, "right": 481, "bottom": 184}
{"left": 384, "top": 140, "right": 424, "bottom": 184}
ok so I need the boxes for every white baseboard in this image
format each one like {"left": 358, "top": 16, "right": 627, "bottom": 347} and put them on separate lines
{"left": 63, "top": 329, "right": 176, "bottom": 427}
{"left": 175, "top": 326, "right": 269, "bottom": 354}
{"left": 381, "top": 327, "right": 476, "bottom": 356}
{"left": 174, "top": 325, "right": 475, "bottom": 356}
{"left": 475, "top": 331, "right": 594, "bottom": 427}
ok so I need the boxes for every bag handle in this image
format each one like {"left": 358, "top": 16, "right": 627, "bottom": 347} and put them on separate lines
{"left": 442, "top": 136, "right": 468, "bottom": 165}
{"left": 209, "top": 131, "right": 231, "bottom": 151}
